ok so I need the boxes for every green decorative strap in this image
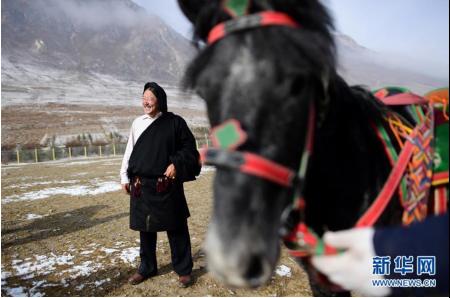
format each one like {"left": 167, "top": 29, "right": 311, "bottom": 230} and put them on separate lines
{"left": 223, "top": 0, "right": 250, "bottom": 17}
{"left": 211, "top": 119, "right": 248, "bottom": 150}
{"left": 434, "top": 121, "right": 449, "bottom": 173}
{"left": 377, "top": 121, "right": 399, "bottom": 161}
{"left": 407, "top": 104, "right": 426, "bottom": 124}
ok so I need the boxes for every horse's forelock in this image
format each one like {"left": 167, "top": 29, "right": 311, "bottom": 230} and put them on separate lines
{"left": 187, "top": 0, "right": 335, "bottom": 44}
{"left": 182, "top": 0, "right": 336, "bottom": 95}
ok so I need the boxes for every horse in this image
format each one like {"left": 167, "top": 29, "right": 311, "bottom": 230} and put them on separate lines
{"left": 177, "top": 0, "right": 446, "bottom": 295}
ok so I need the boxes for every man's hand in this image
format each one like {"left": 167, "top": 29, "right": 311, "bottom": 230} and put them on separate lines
{"left": 311, "top": 228, "right": 391, "bottom": 297}
{"left": 164, "top": 163, "right": 177, "bottom": 179}
{"left": 122, "top": 183, "right": 130, "bottom": 194}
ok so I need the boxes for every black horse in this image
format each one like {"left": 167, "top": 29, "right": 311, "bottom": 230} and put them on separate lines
{"left": 178, "top": 0, "right": 407, "bottom": 294}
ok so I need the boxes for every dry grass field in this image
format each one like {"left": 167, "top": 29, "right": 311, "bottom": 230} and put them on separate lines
{"left": 1, "top": 157, "right": 313, "bottom": 296}
{"left": 1, "top": 104, "right": 208, "bottom": 148}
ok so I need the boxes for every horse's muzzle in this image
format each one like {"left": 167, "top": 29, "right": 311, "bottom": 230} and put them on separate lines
{"left": 204, "top": 221, "right": 275, "bottom": 288}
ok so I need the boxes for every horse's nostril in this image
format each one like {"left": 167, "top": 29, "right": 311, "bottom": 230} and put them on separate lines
{"left": 244, "top": 255, "right": 264, "bottom": 283}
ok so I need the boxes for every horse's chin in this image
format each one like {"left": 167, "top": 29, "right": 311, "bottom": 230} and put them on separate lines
{"left": 204, "top": 221, "right": 278, "bottom": 288}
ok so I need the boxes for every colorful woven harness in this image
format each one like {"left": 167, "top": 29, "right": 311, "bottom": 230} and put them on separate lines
{"left": 374, "top": 87, "right": 449, "bottom": 221}
{"left": 372, "top": 87, "right": 435, "bottom": 225}
{"left": 284, "top": 88, "right": 448, "bottom": 257}
{"left": 201, "top": 0, "right": 449, "bottom": 259}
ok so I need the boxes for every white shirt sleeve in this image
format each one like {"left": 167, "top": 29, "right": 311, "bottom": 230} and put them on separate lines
{"left": 120, "top": 123, "right": 135, "bottom": 184}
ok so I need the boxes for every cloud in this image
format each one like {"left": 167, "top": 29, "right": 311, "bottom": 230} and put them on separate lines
{"left": 46, "top": 0, "right": 147, "bottom": 29}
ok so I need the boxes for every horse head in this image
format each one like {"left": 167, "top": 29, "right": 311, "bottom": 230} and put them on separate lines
{"left": 179, "top": 0, "right": 336, "bottom": 288}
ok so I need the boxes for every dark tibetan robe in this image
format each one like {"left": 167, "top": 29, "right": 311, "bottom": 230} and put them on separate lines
{"left": 127, "top": 112, "right": 201, "bottom": 232}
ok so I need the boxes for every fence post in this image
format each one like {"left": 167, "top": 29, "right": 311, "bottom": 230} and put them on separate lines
{"left": 52, "top": 147, "right": 56, "bottom": 161}
{"left": 84, "top": 146, "right": 87, "bottom": 158}
{"left": 35, "top": 148, "right": 39, "bottom": 163}
{"left": 113, "top": 143, "right": 116, "bottom": 156}
{"left": 195, "top": 139, "right": 199, "bottom": 150}
{"left": 99, "top": 145, "right": 102, "bottom": 156}
{"left": 16, "top": 150, "right": 20, "bottom": 164}
{"left": 69, "top": 147, "right": 72, "bottom": 159}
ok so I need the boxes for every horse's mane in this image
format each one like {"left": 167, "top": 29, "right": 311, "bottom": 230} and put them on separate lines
{"left": 331, "top": 78, "right": 390, "bottom": 122}
{"left": 305, "top": 76, "right": 401, "bottom": 231}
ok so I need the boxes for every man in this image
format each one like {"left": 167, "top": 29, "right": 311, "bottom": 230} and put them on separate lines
{"left": 120, "top": 82, "right": 201, "bottom": 287}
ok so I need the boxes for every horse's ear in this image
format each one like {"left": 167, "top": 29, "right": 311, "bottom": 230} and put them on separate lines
{"left": 178, "top": 0, "right": 206, "bottom": 24}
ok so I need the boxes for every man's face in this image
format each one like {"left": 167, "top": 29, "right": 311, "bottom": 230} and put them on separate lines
{"left": 142, "top": 90, "right": 159, "bottom": 116}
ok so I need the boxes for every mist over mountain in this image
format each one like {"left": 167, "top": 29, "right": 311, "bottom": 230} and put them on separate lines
{"left": 1, "top": 0, "right": 195, "bottom": 83}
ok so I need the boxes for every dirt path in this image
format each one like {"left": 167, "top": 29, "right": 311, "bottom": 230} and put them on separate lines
{"left": 1, "top": 157, "right": 312, "bottom": 296}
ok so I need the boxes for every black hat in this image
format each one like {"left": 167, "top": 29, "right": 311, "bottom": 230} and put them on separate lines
{"left": 143, "top": 82, "right": 168, "bottom": 113}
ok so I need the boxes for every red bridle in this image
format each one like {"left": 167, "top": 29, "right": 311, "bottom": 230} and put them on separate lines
{"left": 203, "top": 10, "right": 309, "bottom": 190}
{"left": 208, "top": 11, "right": 300, "bottom": 45}
{"left": 200, "top": 148, "right": 297, "bottom": 188}
{"left": 200, "top": 101, "right": 316, "bottom": 187}
{"left": 200, "top": 102, "right": 318, "bottom": 250}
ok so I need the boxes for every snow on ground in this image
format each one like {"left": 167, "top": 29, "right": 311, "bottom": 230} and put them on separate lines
{"left": 1, "top": 270, "right": 12, "bottom": 286}
{"left": 88, "top": 182, "right": 121, "bottom": 195}
{"left": 4, "top": 181, "right": 52, "bottom": 188}
{"left": 1, "top": 156, "right": 123, "bottom": 170}
{"left": 200, "top": 166, "right": 215, "bottom": 177}
{"left": 64, "top": 261, "right": 103, "bottom": 279}
{"left": 1, "top": 243, "right": 140, "bottom": 296}
{"left": 25, "top": 214, "right": 45, "bottom": 220}
{"left": 3, "top": 180, "right": 121, "bottom": 204}
{"left": 119, "top": 247, "right": 140, "bottom": 264}
{"left": 94, "top": 278, "right": 111, "bottom": 287}
{"left": 71, "top": 172, "right": 89, "bottom": 177}
{"left": 201, "top": 166, "right": 215, "bottom": 172}
{"left": 80, "top": 250, "right": 95, "bottom": 256}
{"left": 53, "top": 158, "right": 121, "bottom": 167}
{"left": 4, "top": 180, "right": 80, "bottom": 190}
{"left": 75, "top": 284, "right": 85, "bottom": 291}
{"left": 3, "top": 157, "right": 211, "bottom": 204}
{"left": 12, "top": 254, "right": 75, "bottom": 278}
{"left": 100, "top": 247, "right": 119, "bottom": 254}
{"left": 3, "top": 286, "right": 29, "bottom": 297}
{"left": 275, "top": 265, "right": 292, "bottom": 277}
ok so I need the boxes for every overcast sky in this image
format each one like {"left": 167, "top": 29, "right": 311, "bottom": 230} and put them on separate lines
{"left": 327, "top": 0, "right": 449, "bottom": 80}
{"left": 133, "top": 0, "right": 449, "bottom": 80}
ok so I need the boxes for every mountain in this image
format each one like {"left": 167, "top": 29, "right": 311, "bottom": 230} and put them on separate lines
{"left": 1, "top": 0, "right": 195, "bottom": 83}
{"left": 334, "top": 33, "right": 447, "bottom": 93}
{"left": 1, "top": 0, "right": 446, "bottom": 108}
